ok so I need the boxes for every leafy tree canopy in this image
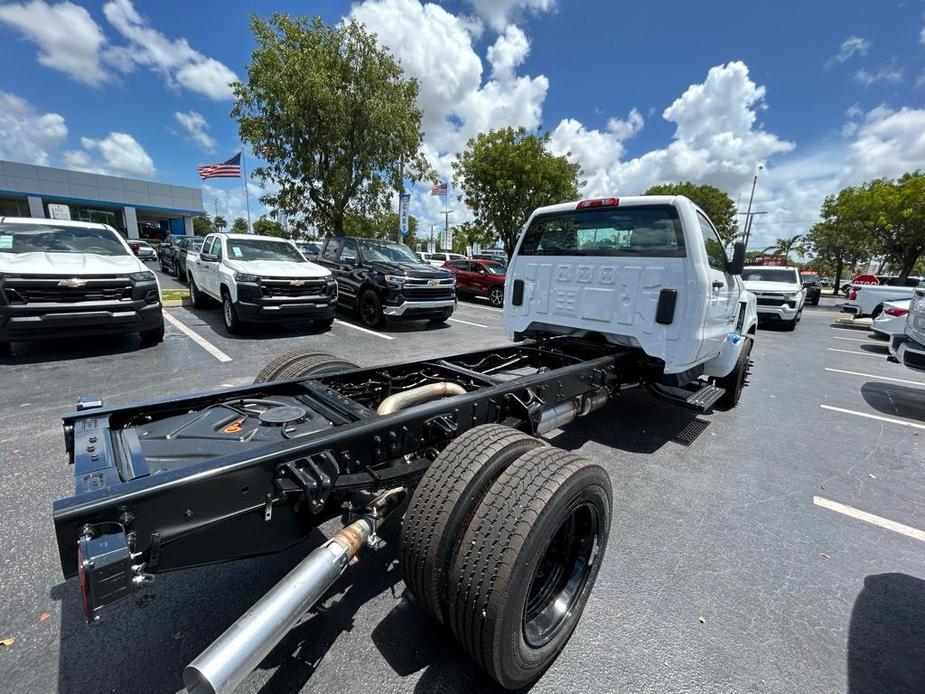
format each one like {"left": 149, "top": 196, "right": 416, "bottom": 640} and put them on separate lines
{"left": 644, "top": 181, "right": 738, "bottom": 244}
{"left": 192, "top": 216, "right": 213, "bottom": 236}
{"left": 232, "top": 14, "right": 429, "bottom": 236}
{"left": 230, "top": 217, "right": 249, "bottom": 234}
{"left": 453, "top": 127, "right": 581, "bottom": 258}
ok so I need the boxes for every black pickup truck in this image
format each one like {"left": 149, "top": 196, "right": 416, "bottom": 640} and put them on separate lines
{"left": 315, "top": 236, "right": 456, "bottom": 327}
{"left": 157, "top": 234, "right": 203, "bottom": 281}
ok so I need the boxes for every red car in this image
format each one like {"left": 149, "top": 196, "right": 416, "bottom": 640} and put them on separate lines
{"left": 444, "top": 258, "right": 506, "bottom": 307}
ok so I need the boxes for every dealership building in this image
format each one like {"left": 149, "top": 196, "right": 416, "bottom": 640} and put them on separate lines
{"left": 0, "top": 159, "right": 203, "bottom": 239}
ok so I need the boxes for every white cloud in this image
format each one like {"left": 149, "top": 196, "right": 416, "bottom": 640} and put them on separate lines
{"left": 826, "top": 36, "right": 871, "bottom": 66}
{"left": 855, "top": 63, "right": 903, "bottom": 86}
{"left": 467, "top": 0, "right": 555, "bottom": 31}
{"left": 0, "top": 91, "right": 67, "bottom": 165}
{"left": 847, "top": 105, "right": 925, "bottom": 179}
{"left": 63, "top": 132, "right": 155, "bottom": 177}
{"left": 549, "top": 62, "right": 793, "bottom": 201}
{"left": 351, "top": 0, "right": 548, "bottom": 169}
{"left": 102, "top": 0, "right": 237, "bottom": 100}
{"left": 174, "top": 111, "right": 216, "bottom": 152}
{"left": 487, "top": 25, "right": 529, "bottom": 82}
{"left": 0, "top": 0, "right": 110, "bottom": 85}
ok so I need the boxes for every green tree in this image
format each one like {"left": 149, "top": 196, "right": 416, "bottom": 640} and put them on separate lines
{"left": 867, "top": 173, "right": 925, "bottom": 280}
{"left": 252, "top": 216, "right": 286, "bottom": 238}
{"left": 213, "top": 216, "right": 227, "bottom": 231}
{"left": 231, "top": 217, "right": 249, "bottom": 234}
{"left": 803, "top": 187, "right": 874, "bottom": 290}
{"left": 342, "top": 211, "right": 418, "bottom": 245}
{"left": 232, "top": 14, "right": 428, "bottom": 236}
{"left": 453, "top": 127, "right": 581, "bottom": 258}
{"left": 644, "top": 181, "right": 738, "bottom": 244}
{"left": 450, "top": 220, "right": 496, "bottom": 254}
{"left": 762, "top": 235, "right": 804, "bottom": 264}
{"left": 192, "top": 215, "right": 213, "bottom": 236}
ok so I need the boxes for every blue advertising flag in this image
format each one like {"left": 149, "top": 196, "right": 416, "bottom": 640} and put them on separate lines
{"left": 399, "top": 193, "right": 411, "bottom": 236}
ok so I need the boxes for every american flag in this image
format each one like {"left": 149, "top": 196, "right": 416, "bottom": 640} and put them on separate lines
{"left": 197, "top": 153, "right": 242, "bottom": 180}
{"left": 431, "top": 180, "right": 448, "bottom": 196}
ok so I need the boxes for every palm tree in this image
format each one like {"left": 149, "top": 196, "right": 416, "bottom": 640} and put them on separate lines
{"left": 213, "top": 215, "right": 227, "bottom": 231}
{"left": 762, "top": 235, "right": 803, "bottom": 264}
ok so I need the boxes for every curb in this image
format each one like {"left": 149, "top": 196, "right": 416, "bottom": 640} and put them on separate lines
{"left": 162, "top": 298, "right": 191, "bottom": 307}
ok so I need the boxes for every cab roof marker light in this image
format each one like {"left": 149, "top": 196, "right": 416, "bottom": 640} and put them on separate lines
{"left": 576, "top": 197, "right": 619, "bottom": 209}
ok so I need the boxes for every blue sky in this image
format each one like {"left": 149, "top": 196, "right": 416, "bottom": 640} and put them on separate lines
{"left": 0, "top": 0, "right": 923, "bottom": 247}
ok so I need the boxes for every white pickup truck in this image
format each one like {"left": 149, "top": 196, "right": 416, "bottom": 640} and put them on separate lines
{"left": 187, "top": 233, "right": 337, "bottom": 334}
{"left": 741, "top": 265, "right": 806, "bottom": 331}
{"left": 842, "top": 280, "right": 925, "bottom": 318}
{"left": 505, "top": 194, "right": 758, "bottom": 407}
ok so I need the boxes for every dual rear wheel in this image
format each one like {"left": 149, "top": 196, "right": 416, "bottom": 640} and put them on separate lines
{"left": 400, "top": 424, "right": 612, "bottom": 689}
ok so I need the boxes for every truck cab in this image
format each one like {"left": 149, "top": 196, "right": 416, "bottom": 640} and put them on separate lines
{"left": 316, "top": 236, "right": 456, "bottom": 327}
{"left": 504, "top": 195, "right": 757, "bottom": 386}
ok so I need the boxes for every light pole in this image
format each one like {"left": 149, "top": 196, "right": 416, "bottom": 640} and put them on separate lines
{"left": 742, "top": 164, "right": 764, "bottom": 249}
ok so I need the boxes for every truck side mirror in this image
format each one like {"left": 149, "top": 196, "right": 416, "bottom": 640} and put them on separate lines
{"left": 728, "top": 241, "right": 746, "bottom": 276}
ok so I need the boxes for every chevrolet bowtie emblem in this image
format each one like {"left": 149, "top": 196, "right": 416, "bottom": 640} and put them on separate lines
{"left": 427, "top": 279, "right": 440, "bottom": 286}
{"left": 58, "top": 278, "right": 87, "bottom": 288}
{"left": 289, "top": 279, "right": 305, "bottom": 286}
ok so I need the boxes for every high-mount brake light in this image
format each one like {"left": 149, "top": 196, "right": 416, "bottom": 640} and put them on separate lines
{"left": 576, "top": 197, "right": 619, "bottom": 209}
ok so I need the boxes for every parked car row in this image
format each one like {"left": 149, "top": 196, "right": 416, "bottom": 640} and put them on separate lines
{"left": 841, "top": 277, "right": 925, "bottom": 318}
{"left": 888, "top": 287, "right": 925, "bottom": 372}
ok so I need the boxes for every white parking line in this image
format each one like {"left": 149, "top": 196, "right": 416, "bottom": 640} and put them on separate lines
{"left": 827, "top": 348, "right": 885, "bottom": 358}
{"left": 820, "top": 404, "right": 925, "bottom": 430}
{"left": 163, "top": 311, "right": 232, "bottom": 362}
{"left": 831, "top": 336, "right": 870, "bottom": 342}
{"left": 825, "top": 368, "right": 925, "bottom": 387}
{"left": 459, "top": 302, "right": 503, "bottom": 314}
{"left": 333, "top": 319, "right": 394, "bottom": 340}
{"left": 448, "top": 317, "right": 488, "bottom": 328}
{"left": 813, "top": 496, "right": 925, "bottom": 542}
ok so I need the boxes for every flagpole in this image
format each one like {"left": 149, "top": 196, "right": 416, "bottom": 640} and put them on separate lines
{"left": 241, "top": 150, "right": 252, "bottom": 233}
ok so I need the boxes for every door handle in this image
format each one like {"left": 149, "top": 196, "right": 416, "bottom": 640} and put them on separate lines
{"left": 712, "top": 280, "right": 724, "bottom": 289}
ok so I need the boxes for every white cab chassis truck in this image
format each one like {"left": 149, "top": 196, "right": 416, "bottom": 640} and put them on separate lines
{"left": 51, "top": 196, "right": 757, "bottom": 694}
{"left": 506, "top": 195, "right": 757, "bottom": 406}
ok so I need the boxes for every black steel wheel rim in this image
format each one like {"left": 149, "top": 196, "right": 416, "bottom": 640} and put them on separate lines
{"left": 361, "top": 293, "right": 378, "bottom": 325}
{"left": 523, "top": 502, "right": 599, "bottom": 648}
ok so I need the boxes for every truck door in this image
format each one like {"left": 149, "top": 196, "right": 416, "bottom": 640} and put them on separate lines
{"left": 194, "top": 236, "right": 218, "bottom": 298}
{"left": 695, "top": 212, "right": 737, "bottom": 359}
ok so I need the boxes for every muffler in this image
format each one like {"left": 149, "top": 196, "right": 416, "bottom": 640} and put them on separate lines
{"left": 535, "top": 389, "right": 609, "bottom": 435}
{"left": 183, "top": 488, "right": 405, "bottom": 694}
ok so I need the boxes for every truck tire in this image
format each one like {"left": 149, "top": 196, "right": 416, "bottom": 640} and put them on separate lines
{"left": 0, "top": 341, "right": 10, "bottom": 357}
{"left": 189, "top": 277, "right": 208, "bottom": 309}
{"left": 447, "top": 447, "right": 612, "bottom": 690}
{"left": 783, "top": 315, "right": 798, "bottom": 331}
{"left": 715, "top": 336, "right": 751, "bottom": 408}
{"left": 253, "top": 351, "right": 358, "bottom": 383}
{"left": 359, "top": 289, "right": 387, "bottom": 328}
{"left": 488, "top": 285, "right": 504, "bottom": 307}
{"left": 315, "top": 316, "right": 335, "bottom": 330}
{"left": 400, "top": 424, "right": 544, "bottom": 625}
{"left": 222, "top": 291, "right": 243, "bottom": 335}
{"left": 139, "top": 323, "right": 165, "bottom": 346}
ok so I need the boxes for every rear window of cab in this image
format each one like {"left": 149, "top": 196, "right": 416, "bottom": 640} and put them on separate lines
{"left": 518, "top": 204, "right": 685, "bottom": 257}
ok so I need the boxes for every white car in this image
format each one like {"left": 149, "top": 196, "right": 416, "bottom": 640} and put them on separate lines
{"left": 741, "top": 266, "right": 805, "bottom": 331}
{"left": 890, "top": 287, "right": 925, "bottom": 371}
{"left": 418, "top": 251, "right": 466, "bottom": 267}
{"left": 871, "top": 299, "right": 910, "bottom": 338}
{"left": 505, "top": 195, "right": 758, "bottom": 408}
{"left": 187, "top": 233, "right": 337, "bottom": 334}
{"left": 132, "top": 239, "right": 158, "bottom": 261}
{"left": 0, "top": 216, "right": 163, "bottom": 355}
{"left": 842, "top": 281, "right": 924, "bottom": 318}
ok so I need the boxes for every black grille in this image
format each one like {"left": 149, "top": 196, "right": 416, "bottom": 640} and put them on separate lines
{"left": 4, "top": 282, "right": 131, "bottom": 304}
{"left": 401, "top": 278, "right": 455, "bottom": 301}
{"left": 260, "top": 279, "right": 329, "bottom": 298}
{"left": 756, "top": 297, "right": 786, "bottom": 307}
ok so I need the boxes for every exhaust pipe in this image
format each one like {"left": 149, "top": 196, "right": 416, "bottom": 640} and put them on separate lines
{"left": 376, "top": 381, "right": 466, "bottom": 415}
{"left": 183, "top": 488, "right": 405, "bottom": 694}
{"left": 535, "top": 389, "right": 609, "bottom": 435}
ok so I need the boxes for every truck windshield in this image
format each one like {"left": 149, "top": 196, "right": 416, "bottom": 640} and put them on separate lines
{"left": 357, "top": 239, "right": 420, "bottom": 263}
{"left": 0, "top": 223, "right": 128, "bottom": 256}
{"left": 742, "top": 268, "right": 798, "bottom": 284}
{"left": 226, "top": 239, "right": 305, "bottom": 262}
{"left": 518, "top": 205, "right": 685, "bottom": 257}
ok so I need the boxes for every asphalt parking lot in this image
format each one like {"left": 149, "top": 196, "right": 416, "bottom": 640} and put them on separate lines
{"left": 1, "top": 290, "right": 923, "bottom": 694}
